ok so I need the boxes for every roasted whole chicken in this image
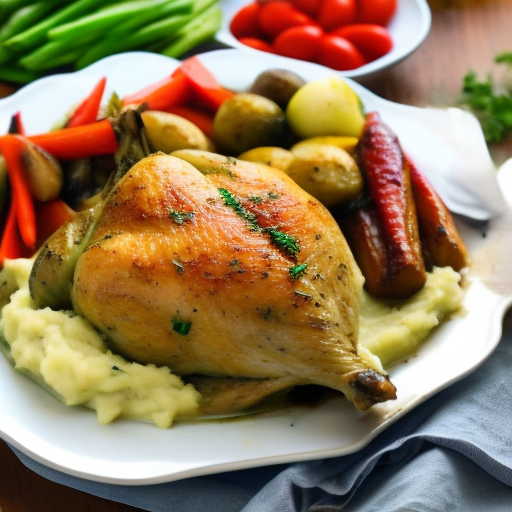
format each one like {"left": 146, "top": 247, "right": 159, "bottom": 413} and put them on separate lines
{"left": 29, "top": 112, "right": 396, "bottom": 414}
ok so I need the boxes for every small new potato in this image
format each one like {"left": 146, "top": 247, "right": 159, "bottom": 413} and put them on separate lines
{"left": 213, "top": 93, "right": 288, "bottom": 155}
{"left": 291, "top": 135, "right": 359, "bottom": 155}
{"left": 238, "top": 146, "right": 294, "bottom": 171}
{"left": 286, "top": 76, "right": 365, "bottom": 139}
{"left": 249, "top": 69, "right": 307, "bottom": 109}
{"left": 141, "top": 111, "right": 214, "bottom": 154}
{"left": 287, "top": 143, "right": 363, "bottom": 208}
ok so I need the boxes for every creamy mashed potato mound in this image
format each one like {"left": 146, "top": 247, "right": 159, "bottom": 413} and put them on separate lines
{"left": 0, "top": 259, "right": 201, "bottom": 428}
{"left": 0, "top": 259, "right": 465, "bottom": 427}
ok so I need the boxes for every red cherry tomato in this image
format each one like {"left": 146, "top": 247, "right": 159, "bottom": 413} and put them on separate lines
{"left": 332, "top": 24, "right": 393, "bottom": 62}
{"left": 357, "top": 0, "right": 397, "bottom": 26}
{"left": 317, "top": 0, "right": 357, "bottom": 31}
{"left": 258, "top": 1, "right": 315, "bottom": 39}
{"left": 273, "top": 25, "right": 324, "bottom": 61}
{"left": 291, "top": 0, "right": 323, "bottom": 17}
{"left": 238, "top": 37, "right": 276, "bottom": 53}
{"left": 315, "top": 34, "right": 365, "bottom": 70}
{"left": 230, "top": 1, "right": 265, "bottom": 39}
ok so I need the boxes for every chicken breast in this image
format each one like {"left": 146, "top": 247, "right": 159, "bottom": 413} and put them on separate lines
{"left": 69, "top": 151, "right": 396, "bottom": 411}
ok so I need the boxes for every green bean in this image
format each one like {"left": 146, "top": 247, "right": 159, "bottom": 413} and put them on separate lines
{"left": 107, "top": 0, "right": 193, "bottom": 39}
{"left": 47, "top": 0, "right": 169, "bottom": 43}
{"left": 0, "top": 63, "right": 41, "bottom": 84}
{"left": 0, "top": 0, "right": 65, "bottom": 43}
{"left": 161, "top": 5, "right": 222, "bottom": 58}
{"left": 19, "top": 35, "right": 94, "bottom": 70}
{"left": 0, "top": 0, "right": 38, "bottom": 20}
{"left": 76, "top": 8, "right": 194, "bottom": 69}
{"left": 3, "top": 0, "right": 122, "bottom": 53}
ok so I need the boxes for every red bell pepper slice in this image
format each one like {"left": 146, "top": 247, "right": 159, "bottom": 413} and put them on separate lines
{"left": 8, "top": 111, "right": 26, "bottom": 136}
{"left": 0, "top": 201, "right": 31, "bottom": 264}
{"left": 35, "top": 198, "right": 76, "bottom": 246}
{"left": 177, "top": 56, "right": 235, "bottom": 111}
{"left": 122, "top": 68, "right": 191, "bottom": 111}
{"left": 66, "top": 76, "right": 107, "bottom": 128}
{"left": 164, "top": 105, "right": 215, "bottom": 137}
{"left": 0, "top": 134, "right": 37, "bottom": 250}
{"left": 28, "top": 119, "right": 118, "bottom": 160}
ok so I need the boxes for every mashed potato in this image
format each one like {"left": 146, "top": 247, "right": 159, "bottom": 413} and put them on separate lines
{"left": 0, "top": 259, "right": 201, "bottom": 428}
{"left": 0, "top": 259, "right": 465, "bottom": 427}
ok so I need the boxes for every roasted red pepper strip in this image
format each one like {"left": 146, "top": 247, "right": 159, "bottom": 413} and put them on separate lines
{"left": 35, "top": 198, "right": 76, "bottom": 247}
{"left": 177, "top": 56, "right": 235, "bottom": 111}
{"left": 8, "top": 111, "right": 26, "bottom": 135}
{"left": 66, "top": 76, "right": 107, "bottom": 128}
{"left": 122, "top": 68, "right": 191, "bottom": 111}
{"left": 348, "top": 111, "right": 426, "bottom": 299}
{"left": 0, "top": 134, "right": 36, "bottom": 249}
{"left": 0, "top": 201, "right": 29, "bottom": 264}
{"left": 407, "top": 155, "right": 468, "bottom": 271}
{"left": 28, "top": 119, "right": 118, "bottom": 160}
{"left": 163, "top": 104, "right": 215, "bottom": 137}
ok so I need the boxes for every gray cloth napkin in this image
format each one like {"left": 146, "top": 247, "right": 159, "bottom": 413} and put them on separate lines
{"left": 9, "top": 308, "right": 512, "bottom": 512}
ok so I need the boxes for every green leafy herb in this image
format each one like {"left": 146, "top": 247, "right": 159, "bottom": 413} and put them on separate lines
{"left": 460, "top": 51, "right": 512, "bottom": 143}
{"left": 171, "top": 317, "right": 191, "bottom": 336}
{"left": 266, "top": 227, "right": 300, "bottom": 258}
{"left": 219, "top": 187, "right": 300, "bottom": 259}
{"left": 169, "top": 208, "right": 194, "bottom": 225}
{"left": 289, "top": 263, "right": 308, "bottom": 279}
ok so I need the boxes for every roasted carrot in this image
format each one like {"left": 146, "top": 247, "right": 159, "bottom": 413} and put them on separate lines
{"left": 122, "top": 68, "right": 191, "bottom": 111}
{"left": 28, "top": 119, "right": 118, "bottom": 160}
{"left": 66, "top": 76, "right": 106, "bottom": 128}
{"left": 346, "top": 111, "right": 426, "bottom": 299}
{"left": 0, "top": 134, "right": 36, "bottom": 248}
{"left": 407, "top": 155, "right": 468, "bottom": 271}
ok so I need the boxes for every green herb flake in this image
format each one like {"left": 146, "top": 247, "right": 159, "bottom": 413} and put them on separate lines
{"left": 171, "top": 317, "right": 192, "bottom": 336}
{"left": 169, "top": 208, "right": 194, "bottom": 225}
{"left": 248, "top": 195, "right": 262, "bottom": 204}
{"left": 267, "top": 191, "right": 280, "bottom": 200}
{"left": 289, "top": 263, "right": 308, "bottom": 279}
{"left": 218, "top": 188, "right": 258, "bottom": 228}
{"left": 266, "top": 227, "right": 300, "bottom": 258}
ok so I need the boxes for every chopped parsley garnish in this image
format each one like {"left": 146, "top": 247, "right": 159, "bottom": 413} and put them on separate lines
{"left": 169, "top": 208, "right": 194, "bottom": 225}
{"left": 171, "top": 317, "right": 191, "bottom": 336}
{"left": 218, "top": 187, "right": 300, "bottom": 259}
{"left": 460, "top": 52, "right": 512, "bottom": 143}
{"left": 266, "top": 227, "right": 300, "bottom": 258}
{"left": 289, "top": 263, "right": 308, "bottom": 279}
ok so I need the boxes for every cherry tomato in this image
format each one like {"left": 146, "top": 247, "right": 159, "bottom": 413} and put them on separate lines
{"left": 230, "top": 2, "right": 265, "bottom": 39}
{"left": 317, "top": 0, "right": 357, "bottom": 32}
{"left": 357, "top": 0, "right": 397, "bottom": 26}
{"left": 315, "top": 34, "right": 365, "bottom": 70}
{"left": 332, "top": 24, "right": 393, "bottom": 62}
{"left": 258, "top": 1, "right": 315, "bottom": 39}
{"left": 273, "top": 25, "right": 324, "bottom": 61}
{"left": 291, "top": 0, "right": 323, "bottom": 17}
{"left": 238, "top": 37, "right": 275, "bottom": 53}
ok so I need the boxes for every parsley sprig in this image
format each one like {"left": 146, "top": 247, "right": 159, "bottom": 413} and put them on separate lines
{"left": 460, "top": 51, "right": 512, "bottom": 143}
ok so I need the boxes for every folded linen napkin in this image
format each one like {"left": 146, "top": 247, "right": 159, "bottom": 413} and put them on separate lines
{"left": 9, "top": 308, "right": 512, "bottom": 512}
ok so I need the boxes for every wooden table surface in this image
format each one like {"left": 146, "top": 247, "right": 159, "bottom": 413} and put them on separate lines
{"left": 1, "top": 0, "right": 511, "bottom": 510}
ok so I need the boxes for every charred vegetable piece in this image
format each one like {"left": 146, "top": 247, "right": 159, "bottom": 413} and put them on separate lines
{"left": 341, "top": 112, "right": 426, "bottom": 299}
{"left": 29, "top": 108, "right": 150, "bottom": 309}
{"left": 408, "top": 156, "right": 468, "bottom": 271}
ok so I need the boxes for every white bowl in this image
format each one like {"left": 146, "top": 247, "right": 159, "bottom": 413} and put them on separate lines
{"left": 216, "top": 0, "right": 432, "bottom": 80}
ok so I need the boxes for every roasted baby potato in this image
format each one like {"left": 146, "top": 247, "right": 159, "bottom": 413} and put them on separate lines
{"left": 291, "top": 135, "right": 358, "bottom": 155}
{"left": 213, "top": 93, "right": 288, "bottom": 155}
{"left": 249, "top": 69, "right": 306, "bottom": 110}
{"left": 238, "top": 146, "right": 294, "bottom": 171}
{"left": 286, "top": 143, "right": 363, "bottom": 208}
{"left": 141, "top": 111, "right": 214, "bottom": 154}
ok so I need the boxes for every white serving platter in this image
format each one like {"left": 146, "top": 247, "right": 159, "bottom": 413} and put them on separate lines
{"left": 0, "top": 50, "right": 510, "bottom": 485}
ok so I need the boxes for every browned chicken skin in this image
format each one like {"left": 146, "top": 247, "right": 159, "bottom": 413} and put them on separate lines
{"left": 67, "top": 151, "right": 396, "bottom": 411}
